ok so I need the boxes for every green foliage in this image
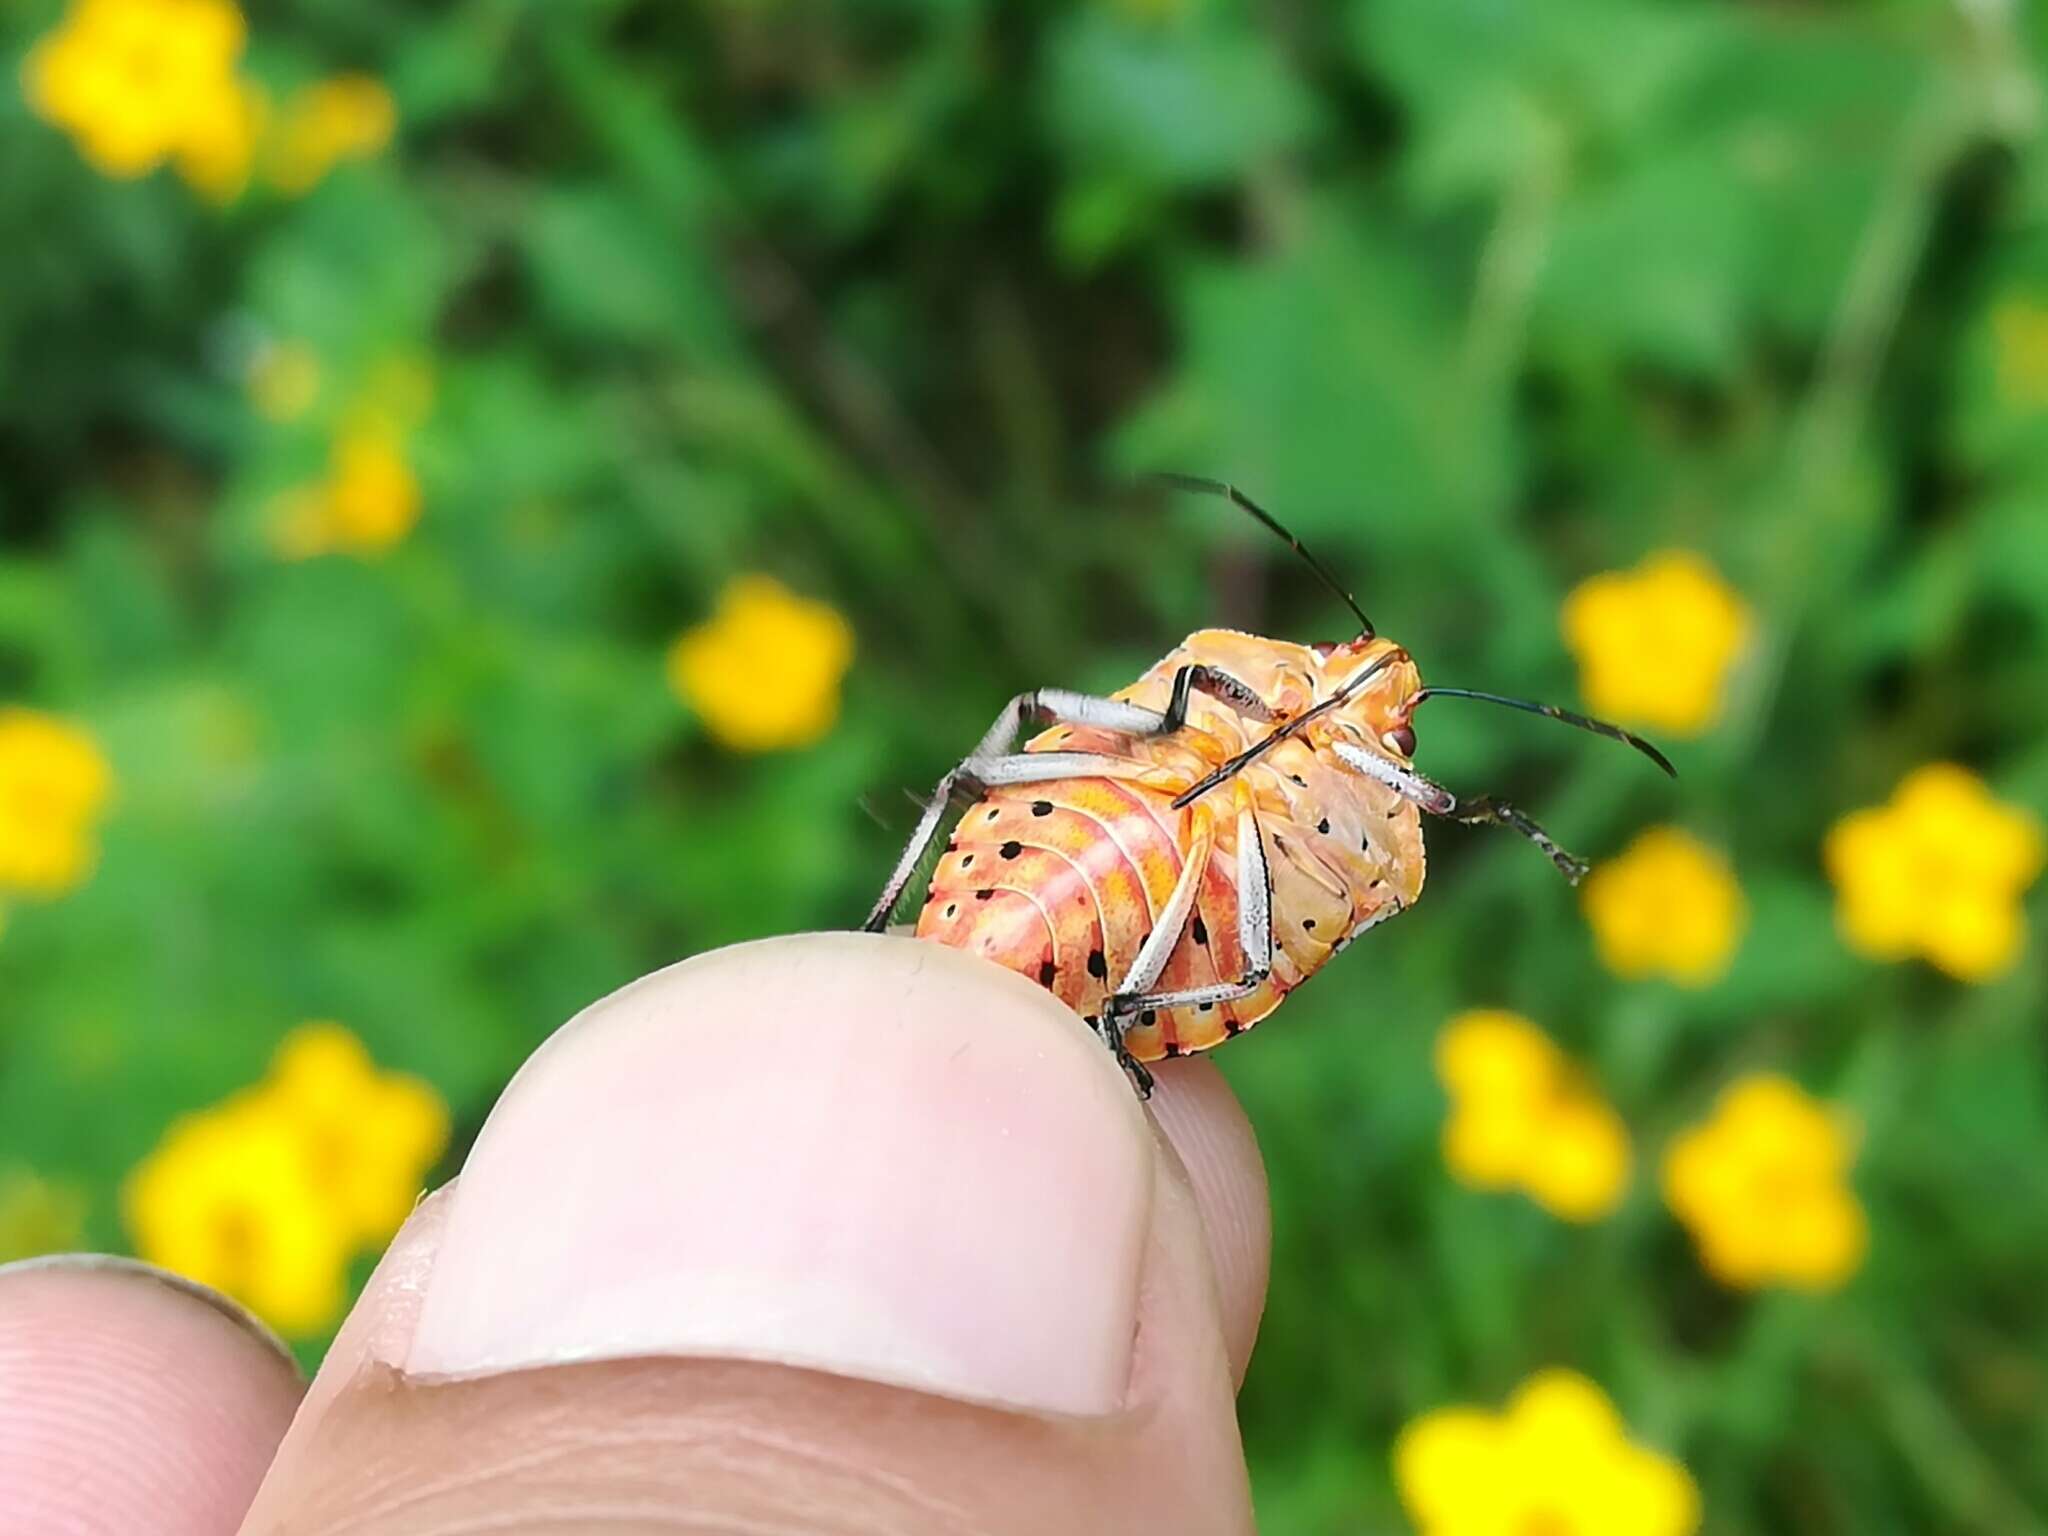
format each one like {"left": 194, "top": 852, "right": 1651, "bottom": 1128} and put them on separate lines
{"left": 3, "top": 0, "right": 2047, "bottom": 1530}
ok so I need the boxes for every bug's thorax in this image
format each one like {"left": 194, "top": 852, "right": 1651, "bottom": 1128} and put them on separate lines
{"left": 1084, "top": 629, "right": 1430, "bottom": 905}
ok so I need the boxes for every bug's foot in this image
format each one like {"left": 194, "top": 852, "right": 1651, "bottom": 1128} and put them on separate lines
{"left": 1088, "top": 1015, "right": 1155, "bottom": 1099}
{"left": 1122, "top": 1051, "right": 1155, "bottom": 1099}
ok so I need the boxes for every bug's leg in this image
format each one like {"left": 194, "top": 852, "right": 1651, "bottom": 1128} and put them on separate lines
{"left": 1439, "top": 796, "right": 1590, "bottom": 884}
{"left": 864, "top": 749, "right": 1166, "bottom": 932}
{"left": 1086, "top": 1016, "right": 1155, "bottom": 1098}
{"left": 864, "top": 687, "right": 1160, "bottom": 932}
{"left": 1330, "top": 740, "right": 1458, "bottom": 815}
{"left": 1107, "top": 805, "right": 1217, "bottom": 1001}
{"left": 1160, "top": 665, "right": 1275, "bottom": 732}
{"left": 865, "top": 672, "right": 1267, "bottom": 933}
{"left": 1331, "top": 742, "right": 1588, "bottom": 882}
{"left": 864, "top": 677, "right": 1217, "bottom": 932}
{"left": 1077, "top": 805, "right": 1218, "bottom": 1097}
{"left": 1108, "top": 804, "right": 1275, "bottom": 1019}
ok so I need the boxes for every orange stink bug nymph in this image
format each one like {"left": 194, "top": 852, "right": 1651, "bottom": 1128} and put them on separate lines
{"left": 866, "top": 477, "right": 1674, "bottom": 1093}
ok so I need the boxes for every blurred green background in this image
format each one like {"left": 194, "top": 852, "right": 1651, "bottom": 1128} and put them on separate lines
{"left": 4, "top": 0, "right": 2048, "bottom": 1530}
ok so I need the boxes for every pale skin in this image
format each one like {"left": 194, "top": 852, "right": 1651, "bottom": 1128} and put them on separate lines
{"left": 0, "top": 934, "right": 1272, "bottom": 1535}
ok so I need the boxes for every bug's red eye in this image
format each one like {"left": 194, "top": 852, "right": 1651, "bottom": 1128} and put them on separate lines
{"left": 1385, "top": 724, "right": 1417, "bottom": 757}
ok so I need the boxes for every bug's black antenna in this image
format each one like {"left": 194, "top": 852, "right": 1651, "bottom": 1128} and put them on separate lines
{"left": 1153, "top": 473, "right": 1374, "bottom": 639}
{"left": 1411, "top": 688, "right": 1677, "bottom": 778}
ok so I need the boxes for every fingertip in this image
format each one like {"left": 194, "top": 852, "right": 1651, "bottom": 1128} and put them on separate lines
{"left": 402, "top": 933, "right": 1156, "bottom": 1416}
{"left": 1146, "top": 1059, "right": 1271, "bottom": 1386}
{"left": 0, "top": 1255, "right": 303, "bottom": 1536}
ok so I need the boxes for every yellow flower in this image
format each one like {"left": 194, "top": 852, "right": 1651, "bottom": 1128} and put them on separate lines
{"left": 1435, "top": 1010, "right": 1631, "bottom": 1222}
{"left": 1824, "top": 764, "right": 2044, "bottom": 982}
{"left": 0, "top": 1164, "right": 89, "bottom": 1262}
{"left": 1562, "top": 551, "right": 1752, "bottom": 735}
{"left": 122, "top": 1022, "right": 449, "bottom": 1333}
{"left": 245, "top": 338, "right": 322, "bottom": 422}
{"left": 266, "top": 74, "right": 397, "bottom": 194}
{"left": 23, "top": 0, "right": 250, "bottom": 191}
{"left": 172, "top": 71, "right": 263, "bottom": 201}
{"left": 267, "top": 1022, "right": 449, "bottom": 1245}
{"left": 1662, "top": 1073, "right": 1865, "bottom": 1292}
{"left": 667, "top": 574, "right": 856, "bottom": 752}
{"left": 123, "top": 1089, "right": 351, "bottom": 1335}
{"left": 0, "top": 708, "right": 114, "bottom": 896}
{"left": 1581, "top": 827, "right": 1746, "bottom": 986}
{"left": 325, "top": 429, "right": 421, "bottom": 551}
{"left": 270, "top": 426, "right": 422, "bottom": 559}
{"left": 1395, "top": 1368, "right": 1700, "bottom": 1536}
{"left": 1992, "top": 296, "right": 2048, "bottom": 411}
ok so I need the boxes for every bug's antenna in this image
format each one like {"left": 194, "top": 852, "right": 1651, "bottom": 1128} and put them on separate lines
{"left": 1153, "top": 473, "right": 1374, "bottom": 639}
{"left": 1411, "top": 688, "right": 1677, "bottom": 778}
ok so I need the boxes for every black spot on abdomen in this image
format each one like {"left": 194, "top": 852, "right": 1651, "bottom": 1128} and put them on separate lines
{"left": 1000, "top": 841, "right": 1023, "bottom": 860}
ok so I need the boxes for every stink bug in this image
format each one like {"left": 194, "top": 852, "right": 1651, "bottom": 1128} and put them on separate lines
{"left": 866, "top": 476, "right": 1673, "bottom": 1092}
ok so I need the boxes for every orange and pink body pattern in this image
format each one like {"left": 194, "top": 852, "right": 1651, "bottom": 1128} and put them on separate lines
{"left": 915, "top": 630, "right": 1425, "bottom": 1062}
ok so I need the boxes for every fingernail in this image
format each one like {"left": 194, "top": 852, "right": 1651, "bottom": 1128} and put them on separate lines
{"left": 403, "top": 933, "right": 1153, "bottom": 1416}
{"left": 0, "top": 1253, "right": 301, "bottom": 1379}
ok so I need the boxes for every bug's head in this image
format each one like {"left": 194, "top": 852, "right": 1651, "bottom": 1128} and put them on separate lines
{"left": 1313, "top": 636, "right": 1422, "bottom": 761}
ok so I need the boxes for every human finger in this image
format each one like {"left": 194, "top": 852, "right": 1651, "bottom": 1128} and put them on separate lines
{"left": 0, "top": 1254, "right": 302, "bottom": 1536}
{"left": 240, "top": 933, "right": 1269, "bottom": 1534}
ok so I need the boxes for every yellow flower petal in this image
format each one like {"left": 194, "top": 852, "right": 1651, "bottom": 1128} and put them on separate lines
{"left": 174, "top": 71, "right": 263, "bottom": 201}
{"left": 1443, "top": 1102, "right": 1541, "bottom": 1189}
{"left": 1507, "top": 1369, "right": 1626, "bottom": 1457}
{"left": 266, "top": 1021, "right": 450, "bottom": 1246}
{"left": 326, "top": 429, "right": 422, "bottom": 552}
{"left": 1523, "top": 1099, "right": 1632, "bottom": 1223}
{"left": 266, "top": 73, "right": 397, "bottom": 194}
{"left": 0, "top": 709, "right": 115, "bottom": 896}
{"left": 1435, "top": 1010, "right": 1557, "bottom": 1105}
{"left": 1605, "top": 1444, "right": 1703, "bottom": 1536}
{"left": 1919, "top": 889, "right": 2026, "bottom": 981}
{"left": 1394, "top": 1408, "right": 1508, "bottom": 1531}
{"left": 1824, "top": 807, "right": 1921, "bottom": 959}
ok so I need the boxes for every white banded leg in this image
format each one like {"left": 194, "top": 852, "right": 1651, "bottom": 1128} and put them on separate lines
{"left": 1331, "top": 740, "right": 1456, "bottom": 814}
{"left": 1104, "top": 805, "right": 1275, "bottom": 1064}
{"left": 864, "top": 750, "right": 1145, "bottom": 932}
{"left": 864, "top": 671, "right": 1266, "bottom": 933}
{"left": 1332, "top": 740, "right": 1589, "bottom": 883}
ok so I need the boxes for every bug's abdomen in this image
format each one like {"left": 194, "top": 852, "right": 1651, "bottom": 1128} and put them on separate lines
{"left": 914, "top": 776, "right": 1289, "bottom": 1061}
